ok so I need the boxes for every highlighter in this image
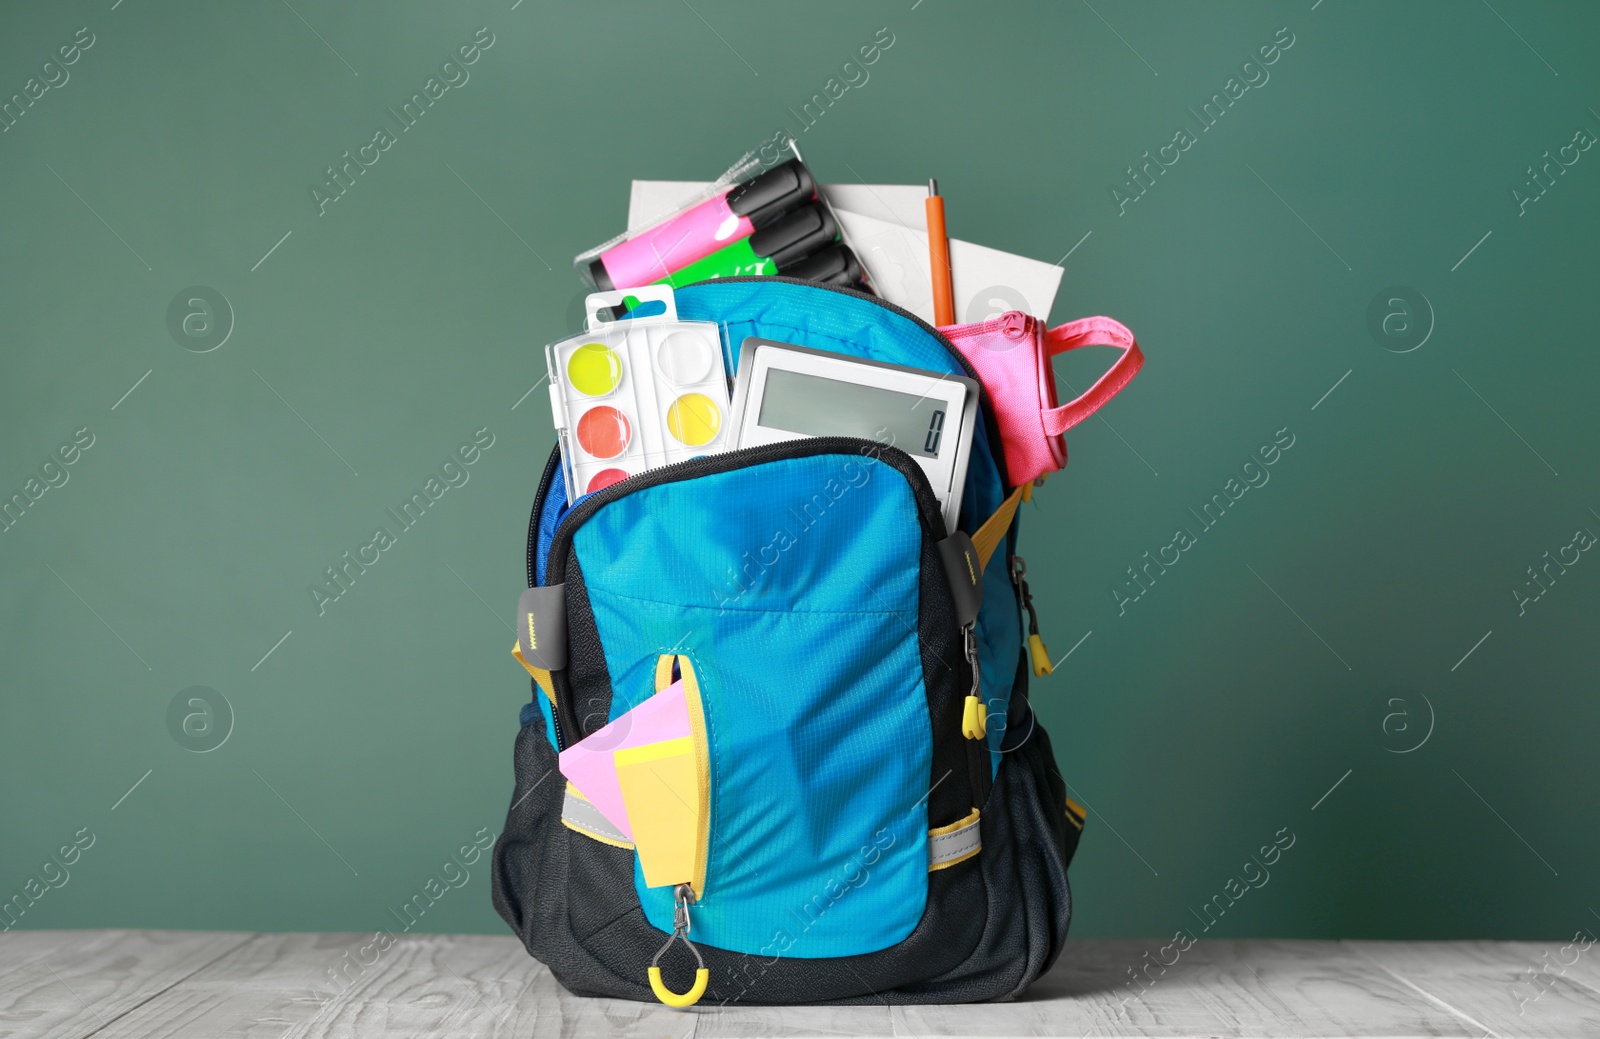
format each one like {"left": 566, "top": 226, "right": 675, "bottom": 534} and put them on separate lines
{"left": 653, "top": 202, "right": 839, "bottom": 288}
{"left": 589, "top": 159, "right": 816, "bottom": 291}
{"left": 781, "top": 244, "right": 864, "bottom": 288}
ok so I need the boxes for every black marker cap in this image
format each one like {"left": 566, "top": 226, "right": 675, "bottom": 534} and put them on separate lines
{"left": 726, "top": 158, "right": 816, "bottom": 228}
{"left": 750, "top": 202, "right": 837, "bottom": 268}
{"left": 587, "top": 257, "right": 614, "bottom": 291}
{"left": 781, "top": 244, "right": 863, "bottom": 287}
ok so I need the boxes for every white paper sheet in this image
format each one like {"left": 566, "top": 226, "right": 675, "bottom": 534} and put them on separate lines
{"left": 626, "top": 180, "right": 1063, "bottom": 326}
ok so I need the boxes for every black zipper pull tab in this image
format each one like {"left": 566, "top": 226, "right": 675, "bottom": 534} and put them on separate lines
{"left": 1010, "top": 556, "right": 1053, "bottom": 677}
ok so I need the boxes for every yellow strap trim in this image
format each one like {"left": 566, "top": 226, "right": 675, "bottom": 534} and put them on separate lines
{"left": 970, "top": 485, "right": 1025, "bottom": 574}
{"left": 511, "top": 641, "right": 554, "bottom": 702}
{"left": 648, "top": 965, "right": 709, "bottom": 1008}
{"left": 1065, "top": 796, "right": 1086, "bottom": 830}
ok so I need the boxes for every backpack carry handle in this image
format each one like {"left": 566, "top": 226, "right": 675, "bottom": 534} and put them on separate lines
{"left": 1041, "top": 316, "right": 1143, "bottom": 437}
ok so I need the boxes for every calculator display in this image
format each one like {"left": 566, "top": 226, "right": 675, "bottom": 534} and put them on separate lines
{"left": 758, "top": 367, "right": 946, "bottom": 458}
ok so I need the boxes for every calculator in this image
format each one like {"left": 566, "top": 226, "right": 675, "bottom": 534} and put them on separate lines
{"left": 728, "top": 338, "right": 979, "bottom": 533}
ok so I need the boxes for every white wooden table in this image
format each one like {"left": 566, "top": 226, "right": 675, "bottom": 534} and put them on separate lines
{"left": 2, "top": 930, "right": 1595, "bottom": 1037}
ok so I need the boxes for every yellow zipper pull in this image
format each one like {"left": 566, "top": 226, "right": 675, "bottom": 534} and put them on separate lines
{"left": 1011, "top": 557, "right": 1053, "bottom": 677}
{"left": 648, "top": 885, "right": 709, "bottom": 1008}
{"left": 1028, "top": 633, "right": 1054, "bottom": 677}
{"left": 961, "top": 624, "right": 987, "bottom": 739}
{"left": 962, "top": 694, "right": 986, "bottom": 740}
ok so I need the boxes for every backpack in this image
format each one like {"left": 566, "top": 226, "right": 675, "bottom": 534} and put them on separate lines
{"left": 491, "top": 276, "right": 1136, "bottom": 1006}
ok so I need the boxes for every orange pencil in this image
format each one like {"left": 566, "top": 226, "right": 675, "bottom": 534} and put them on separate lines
{"left": 926, "top": 179, "right": 955, "bottom": 327}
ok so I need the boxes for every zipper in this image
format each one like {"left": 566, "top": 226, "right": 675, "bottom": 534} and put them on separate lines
{"left": 532, "top": 275, "right": 1016, "bottom": 565}
{"left": 1010, "top": 555, "right": 1054, "bottom": 678}
{"left": 526, "top": 444, "right": 563, "bottom": 588}
{"left": 546, "top": 436, "right": 947, "bottom": 587}
{"left": 942, "top": 307, "right": 1033, "bottom": 344}
{"left": 525, "top": 443, "right": 567, "bottom": 749}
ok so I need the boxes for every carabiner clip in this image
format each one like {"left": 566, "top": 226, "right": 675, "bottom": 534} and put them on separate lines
{"left": 648, "top": 884, "right": 709, "bottom": 1009}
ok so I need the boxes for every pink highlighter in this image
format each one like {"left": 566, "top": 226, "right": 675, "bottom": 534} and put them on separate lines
{"left": 588, "top": 158, "right": 815, "bottom": 290}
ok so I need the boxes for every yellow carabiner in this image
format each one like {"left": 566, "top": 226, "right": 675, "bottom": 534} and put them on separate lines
{"left": 648, "top": 964, "right": 710, "bottom": 1008}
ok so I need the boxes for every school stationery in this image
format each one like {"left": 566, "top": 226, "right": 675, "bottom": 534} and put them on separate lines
{"left": 585, "top": 158, "right": 816, "bottom": 291}
{"left": 627, "top": 181, "right": 1064, "bottom": 323}
{"left": 545, "top": 286, "right": 730, "bottom": 503}
{"left": 926, "top": 179, "right": 955, "bottom": 326}
{"left": 780, "top": 243, "right": 864, "bottom": 287}
{"left": 728, "top": 338, "right": 978, "bottom": 534}
{"left": 653, "top": 201, "right": 841, "bottom": 287}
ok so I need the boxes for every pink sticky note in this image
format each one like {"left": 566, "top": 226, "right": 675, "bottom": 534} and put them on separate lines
{"left": 558, "top": 680, "right": 691, "bottom": 840}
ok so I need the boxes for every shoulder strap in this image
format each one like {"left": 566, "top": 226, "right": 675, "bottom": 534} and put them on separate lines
{"left": 970, "top": 485, "right": 1026, "bottom": 574}
{"left": 1041, "top": 316, "right": 1143, "bottom": 437}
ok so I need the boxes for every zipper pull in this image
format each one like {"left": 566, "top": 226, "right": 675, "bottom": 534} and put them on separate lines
{"left": 648, "top": 884, "right": 708, "bottom": 1008}
{"left": 1011, "top": 556, "right": 1054, "bottom": 677}
{"left": 1028, "top": 634, "right": 1053, "bottom": 677}
{"left": 961, "top": 624, "right": 986, "bottom": 739}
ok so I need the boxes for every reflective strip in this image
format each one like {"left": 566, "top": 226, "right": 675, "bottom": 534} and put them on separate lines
{"left": 561, "top": 784, "right": 634, "bottom": 849}
{"left": 928, "top": 808, "right": 981, "bottom": 871}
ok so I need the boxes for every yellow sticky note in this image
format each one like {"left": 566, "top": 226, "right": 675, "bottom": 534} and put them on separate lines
{"left": 614, "top": 736, "right": 703, "bottom": 889}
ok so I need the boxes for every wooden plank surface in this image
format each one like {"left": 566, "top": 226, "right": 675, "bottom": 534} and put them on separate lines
{"left": 4, "top": 930, "right": 1600, "bottom": 1038}
{"left": 85, "top": 931, "right": 693, "bottom": 1039}
{"left": 1347, "top": 939, "right": 1600, "bottom": 1038}
{"left": 899, "top": 939, "right": 1486, "bottom": 1038}
{"left": 0, "top": 929, "right": 251, "bottom": 1039}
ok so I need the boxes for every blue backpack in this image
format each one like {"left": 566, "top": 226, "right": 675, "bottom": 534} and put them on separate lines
{"left": 493, "top": 277, "right": 1087, "bottom": 1006}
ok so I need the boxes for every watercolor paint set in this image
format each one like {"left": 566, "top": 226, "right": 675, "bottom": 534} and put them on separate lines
{"left": 545, "top": 286, "right": 731, "bottom": 504}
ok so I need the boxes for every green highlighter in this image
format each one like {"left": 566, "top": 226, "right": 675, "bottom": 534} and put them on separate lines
{"left": 655, "top": 202, "right": 848, "bottom": 288}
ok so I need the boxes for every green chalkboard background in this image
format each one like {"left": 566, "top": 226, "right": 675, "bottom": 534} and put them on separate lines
{"left": 3, "top": 0, "right": 1598, "bottom": 944}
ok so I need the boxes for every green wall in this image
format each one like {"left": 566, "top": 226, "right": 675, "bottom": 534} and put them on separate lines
{"left": 3, "top": 0, "right": 1598, "bottom": 942}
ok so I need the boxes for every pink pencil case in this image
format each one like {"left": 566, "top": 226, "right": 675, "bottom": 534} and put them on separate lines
{"left": 940, "top": 311, "right": 1143, "bottom": 487}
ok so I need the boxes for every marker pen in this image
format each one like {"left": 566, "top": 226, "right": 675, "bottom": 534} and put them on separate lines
{"left": 654, "top": 203, "right": 839, "bottom": 288}
{"left": 589, "top": 159, "right": 816, "bottom": 290}
{"left": 781, "top": 244, "right": 864, "bottom": 288}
